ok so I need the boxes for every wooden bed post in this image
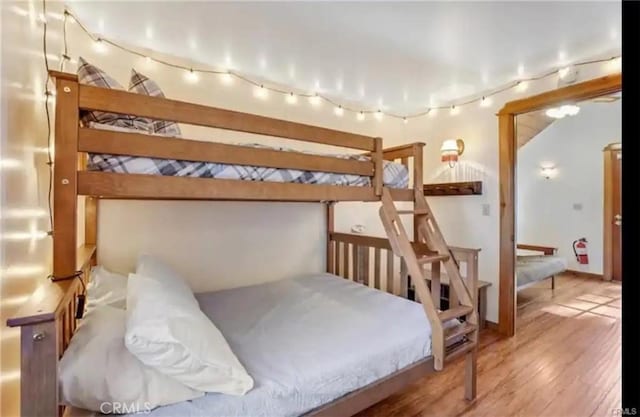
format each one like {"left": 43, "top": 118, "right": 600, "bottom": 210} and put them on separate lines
{"left": 18, "top": 320, "right": 59, "bottom": 417}
{"left": 412, "top": 143, "right": 425, "bottom": 242}
{"left": 326, "top": 202, "right": 335, "bottom": 273}
{"left": 52, "top": 73, "right": 79, "bottom": 280}
{"left": 373, "top": 137, "right": 383, "bottom": 196}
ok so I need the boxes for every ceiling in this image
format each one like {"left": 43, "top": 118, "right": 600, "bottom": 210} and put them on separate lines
{"left": 67, "top": 1, "right": 621, "bottom": 113}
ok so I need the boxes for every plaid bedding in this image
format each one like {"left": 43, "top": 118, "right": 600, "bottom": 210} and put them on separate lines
{"left": 86, "top": 123, "right": 409, "bottom": 188}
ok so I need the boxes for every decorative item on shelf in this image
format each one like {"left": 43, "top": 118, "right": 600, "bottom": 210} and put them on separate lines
{"left": 423, "top": 181, "right": 483, "bottom": 196}
{"left": 440, "top": 138, "right": 465, "bottom": 168}
{"left": 540, "top": 165, "right": 557, "bottom": 179}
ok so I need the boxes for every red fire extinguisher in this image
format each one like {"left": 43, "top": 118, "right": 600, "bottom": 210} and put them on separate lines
{"left": 573, "top": 238, "right": 589, "bottom": 265}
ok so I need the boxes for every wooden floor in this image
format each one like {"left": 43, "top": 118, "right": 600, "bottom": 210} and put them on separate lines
{"left": 356, "top": 274, "right": 621, "bottom": 417}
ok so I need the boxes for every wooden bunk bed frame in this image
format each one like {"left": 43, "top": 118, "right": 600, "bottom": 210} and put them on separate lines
{"left": 7, "top": 71, "right": 479, "bottom": 417}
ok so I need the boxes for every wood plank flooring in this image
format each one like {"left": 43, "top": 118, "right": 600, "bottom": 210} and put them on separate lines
{"left": 356, "top": 274, "right": 621, "bottom": 417}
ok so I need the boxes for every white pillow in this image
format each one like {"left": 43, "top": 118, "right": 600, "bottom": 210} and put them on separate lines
{"left": 125, "top": 273, "right": 254, "bottom": 395}
{"left": 86, "top": 266, "right": 128, "bottom": 310}
{"left": 136, "top": 255, "right": 197, "bottom": 305}
{"left": 59, "top": 306, "right": 203, "bottom": 413}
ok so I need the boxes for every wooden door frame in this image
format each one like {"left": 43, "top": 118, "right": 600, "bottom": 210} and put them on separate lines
{"left": 603, "top": 142, "right": 622, "bottom": 281}
{"left": 497, "top": 73, "right": 622, "bottom": 336}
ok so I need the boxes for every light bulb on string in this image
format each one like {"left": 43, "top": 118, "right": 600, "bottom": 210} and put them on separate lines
{"left": 516, "top": 81, "right": 528, "bottom": 92}
{"left": 374, "top": 110, "right": 383, "bottom": 121}
{"left": 254, "top": 84, "right": 268, "bottom": 100}
{"left": 93, "top": 38, "right": 107, "bottom": 54}
{"left": 220, "top": 72, "right": 233, "bottom": 85}
{"left": 334, "top": 105, "right": 344, "bottom": 117}
{"left": 184, "top": 68, "right": 199, "bottom": 83}
{"left": 428, "top": 108, "right": 437, "bottom": 117}
{"left": 357, "top": 111, "right": 366, "bottom": 121}
{"left": 450, "top": 105, "right": 460, "bottom": 116}
{"left": 558, "top": 67, "right": 571, "bottom": 79}
{"left": 480, "top": 96, "right": 492, "bottom": 107}
{"left": 286, "top": 92, "right": 298, "bottom": 105}
{"left": 308, "top": 93, "right": 322, "bottom": 107}
{"left": 403, "top": 117, "right": 408, "bottom": 124}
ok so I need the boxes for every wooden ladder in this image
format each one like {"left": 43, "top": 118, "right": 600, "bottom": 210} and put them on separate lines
{"left": 380, "top": 188, "right": 479, "bottom": 371}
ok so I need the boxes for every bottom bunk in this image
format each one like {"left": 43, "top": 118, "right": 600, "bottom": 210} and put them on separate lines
{"left": 65, "top": 273, "right": 463, "bottom": 417}
{"left": 8, "top": 232, "right": 479, "bottom": 417}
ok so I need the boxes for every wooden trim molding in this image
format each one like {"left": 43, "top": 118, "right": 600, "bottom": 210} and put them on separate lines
{"left": 497, "top": 73, "right": 621, "bottom": 337}
{"left": 566, "top": 269, "right": 604, "bottom": 280}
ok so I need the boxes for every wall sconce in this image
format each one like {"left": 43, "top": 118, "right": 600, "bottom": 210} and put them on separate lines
{"left": 441, "top": 139, "right": 465, "bottom": 168}
{"left": 540, "top": 165, "right": 557, "bottom": 179}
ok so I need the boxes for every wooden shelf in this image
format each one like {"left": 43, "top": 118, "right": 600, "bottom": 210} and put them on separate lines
{"left": 423, "top": 181, "right": 482, "bottom": 196}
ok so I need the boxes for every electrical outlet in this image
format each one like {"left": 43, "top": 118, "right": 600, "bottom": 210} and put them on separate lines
{"left": 482, "top": 204, "right": 490, "bottom": 216}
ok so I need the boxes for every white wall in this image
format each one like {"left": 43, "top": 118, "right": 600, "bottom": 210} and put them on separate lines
{"left": 1, "top": 2, "right": 62, "bottom": 415}
{"left": 517, "top": 100, "right": 621, "bottom": 274}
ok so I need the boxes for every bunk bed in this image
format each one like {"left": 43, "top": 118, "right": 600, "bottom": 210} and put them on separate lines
{"left": 7, "top": 70, "right": 480, "bottom": 417}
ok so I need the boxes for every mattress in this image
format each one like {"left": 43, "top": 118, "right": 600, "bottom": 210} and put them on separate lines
{"left": 516, "top": 255, "right": 568, "bottom": 288}
{"left": 86, "top": 123, "right": 409, "bottom": 188}
{"left": 124, "top": 273, "right": 436, "bottom": 417}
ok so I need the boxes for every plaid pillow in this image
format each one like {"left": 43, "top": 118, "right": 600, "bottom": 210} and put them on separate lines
{"left": 76, "top": 57, "right": 150, "bottom": 131}
{"left": 128, "top": 69, "right": 182, "bottom": 137}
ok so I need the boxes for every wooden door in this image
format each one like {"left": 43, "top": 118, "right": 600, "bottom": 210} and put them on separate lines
{"left": 603, "top": 143, "right": 622, "bottom": 281}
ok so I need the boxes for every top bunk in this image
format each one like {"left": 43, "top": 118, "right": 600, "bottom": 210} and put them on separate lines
{"left": 49, "top": 70, "right": 424, "bottom": 202}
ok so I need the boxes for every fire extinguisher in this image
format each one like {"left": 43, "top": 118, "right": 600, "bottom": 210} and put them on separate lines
{"left": 573, "top": 238, "right": 589, "bottom": 265}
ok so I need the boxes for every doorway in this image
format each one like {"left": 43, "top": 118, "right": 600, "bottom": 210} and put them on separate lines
{"left": 497, "top": 73, "right": 622, "bottom": 337}
{"left": 603, "top": 143, "right": 622, "bottom": 281}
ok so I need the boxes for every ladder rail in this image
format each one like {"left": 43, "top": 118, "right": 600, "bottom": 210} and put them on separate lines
{"left": 380, "top": 188, "right": 479, "bottom": 373}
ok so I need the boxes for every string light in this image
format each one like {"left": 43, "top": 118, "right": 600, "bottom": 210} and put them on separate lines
{"left": 60, "top": 8, "right": 622, "bottom": 122}
{"left": 93, "top": 38, "right": 107, "bottom": 54}
{"left": 184, "top": 68, "right": 199, "bottom": 83}
{"left": 220, "top": 72, "right": 233, "bottom": 85}
{"left": 480, "top": 96, "right": 491, "bottom": 107}
{"left": 403, "top": 117, "right": 408, "bottom": 124}
{"left": 285, "top": 92, "right": 297, "bottom": 105}
{"left": 450, "top": 105, "right": 459, "bottom": 116}
{"left": 334, "top": 105, "right": 344, "bottom": 117}
{"left": 308, "top": 93, "right": 322, "bottom": 107}
{"left": 254, "top": 84, "right": 268, "bottom": 100}
{"left": 516, "top": 81, "right": 529, "bottom": 92}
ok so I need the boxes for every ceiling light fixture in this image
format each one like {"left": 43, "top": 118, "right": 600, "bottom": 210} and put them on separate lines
{"left": 545, "top": 104, "right": 580, "bottom": 119}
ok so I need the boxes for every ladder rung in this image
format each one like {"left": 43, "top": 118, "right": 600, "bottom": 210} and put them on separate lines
{"left": 417, "top": 254, "right": 449, "bottom": 264}
{"left": 444, "top": 322, "right": 477, "bottom": 343}
{"left": 397, "top": 209, "right": 430, "bottom": 215}
{"left": 439, "top": 305, "right": 474, "bottom": 322}
{"left": 445, "top": 340, "right": 476, "bottom": 361}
